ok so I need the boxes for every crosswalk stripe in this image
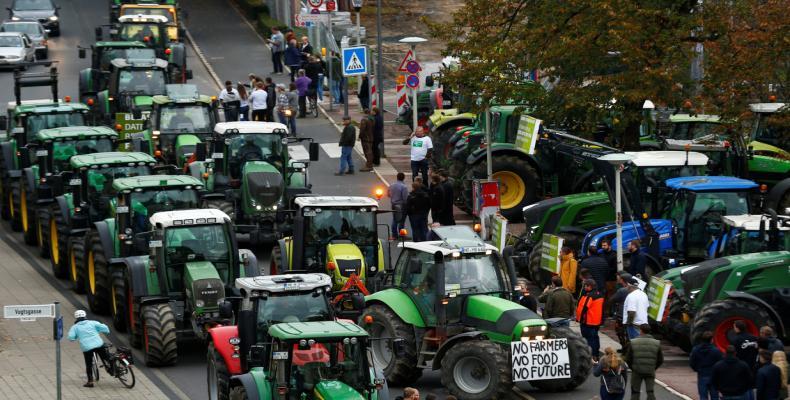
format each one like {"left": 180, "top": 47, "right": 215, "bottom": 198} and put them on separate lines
{"left": 288, "top": 145, "right": 310, "bottom": 161}
{"left": 320, "top": 143, "right": 342, "bottom": 158}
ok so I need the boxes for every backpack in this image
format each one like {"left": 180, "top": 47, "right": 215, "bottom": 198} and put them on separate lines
{"left": 602, "top": 365, "right": 626, "bottom": 394}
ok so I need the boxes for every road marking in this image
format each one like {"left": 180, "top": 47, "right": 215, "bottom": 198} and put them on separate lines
{"left": 320, "top": 143, "right": 342, "bottom": 158}
{"left": 288, "top": 145, "right": 310, "bottom": 161}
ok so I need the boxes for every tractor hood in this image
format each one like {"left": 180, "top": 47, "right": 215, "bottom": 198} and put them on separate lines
{"left": 583, "top": 219, "right": 675, "bottom": 256}
{"left": 326, "top": 242, "right": 367, "bottom": 290}
{"left": 132, "top": 95, "right": 154, "bottom": 109}
{"left": 313, "top": 380, "right": 365, "bottom": 400}
{"left": 242, "top": 161, "right": 283, "bottom": 209}
{"left": 184, "top": 261, "right": 225, "bottom": 313}
{"left": 464, "top": 295, "right": 545, "bottom": 341}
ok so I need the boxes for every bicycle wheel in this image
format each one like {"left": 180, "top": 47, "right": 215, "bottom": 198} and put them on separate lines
{"left": 92, "top": 354, "right": 100, "bottom": 382}
{"left": 115, "top": 359, "right": 135, "bottom": 389}
{"left": 311, "top": 98, "right": 319, "bottom": 118}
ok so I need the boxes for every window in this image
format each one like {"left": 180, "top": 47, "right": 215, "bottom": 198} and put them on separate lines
{"left": 119, "top": 23, "right": 162, "bottom": 43}
{"left": 159, "top": 105, "right": 212, "bottom": 133}
{"left": 302, "top": 208, "right": 377, "bottom": 269}
{"left": 129, "top": 189, "right": 199, "bottom": 232}
{"left": 163, "top": 224, "right": 231, "bottom": 290}
{"left": 289, "top": 340, "right": 367, "bottom": 394}
{"left": 1, "top": 23, "right": 42, "bottom": 36}
{"left": 0, "top": 36, "right": 23, "bottom": 47}
{"left": 118, "top": 69, "right": 166, "bottom": 95}
{"left": 25, "top": 113, "right": 86, "bottom": 141}
{"left": 12, "top": 0, "right": 53, "bottom": 11}
{"left": 122, "top": 8, "right": 173, "bottom": 22}
{"left": 51, "top": 138, "right": 114, "bottom": 172}
{"left": 670, "top": 122, "right": 727, "bottom": 141}
{"left": 254, "top": 293, "right": 331, "bottom": 337}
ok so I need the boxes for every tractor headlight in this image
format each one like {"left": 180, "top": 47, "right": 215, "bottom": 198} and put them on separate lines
{"left": 521, "top": 325, "right": 547, "bottom": 341}
{"left": 256, "top": 205, "right": 262, "bottom": 210}
{"left": 272, "top": 205, "right": 277, "bottom": 210}
{"left": 196, "top": 300, "right": 205, "bottom": 308}
{"left": 49, "top": 15, "right": 58, "bottom": 21}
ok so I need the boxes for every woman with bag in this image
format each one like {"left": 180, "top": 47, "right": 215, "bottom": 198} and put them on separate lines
{"left": 594, "top": 347, "right": 629, "bottom": 400}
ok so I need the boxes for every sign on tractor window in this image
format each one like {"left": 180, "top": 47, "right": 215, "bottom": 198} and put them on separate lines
{"left": 646, "top": 276, "right": 672, "bottom": 322}
{"left": 515, "top": 115, "right": 541, "bottom": 155}
{"left": 115, "top": 111, "right": 151, "bottom": 138}
{"left": 539, "top": 234, "right": 563, "bottom": 274}
{"left": 511, "top": 338, "right": 571, "bottom": 381}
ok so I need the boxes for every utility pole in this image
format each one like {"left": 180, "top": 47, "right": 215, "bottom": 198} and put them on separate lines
{"left": 485, "top": 107, "right": 492, "bottom": 179}
{"left": 599, "top": 153, "right": 634, "bottom": 271}
{"left": 327, "top": 15, "right": 334, "bottom": 112}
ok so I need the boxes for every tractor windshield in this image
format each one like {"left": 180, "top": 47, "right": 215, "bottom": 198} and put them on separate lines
{"left": 724, "top": 229, "right": 788, "bottom": 256}
{"left": 303, "top": 208, "right": 378, "bottom": 268}
{"left": 752, "top": 113, "right": 790, "bottom": 150}
{"left": 25, "top": 113, "right": 86, "bottom": 142}
{"left": 119, "top": 23, "right": 162, "bottom": 44}
{"left": 159, "top": 104, "right": 213, "bottom": 133}
{"left": 163, "top": 224, "right": 232, "bottom": 288}
{"left": 129, "top": 188, "right": 199, "bottom": 232}
{"left": 667, "top": 191, "right": 751, "bottom": 258}
{"left": 122, "top": 7, "right": 174, "bottom": 22}
{"left": 280, "top": 339, "right": 368, "bottom": 395}
{"left": 227, "top": 134, "right": 282, "bottom": 161}
{"left": 52, "top": 138, "right": 114, "bottom": 173}
{"left": 118, "top": 69, "right": 167, "bottom": 95}
{"left": 669, "top": 122, "right": 728, "bottom": 141}
{"left": 86, "top": 165, "right": 151, "bottom": 196}
{"left": 255, "top": 292, "right": 331, "bottom": 333}
{"left": 444, "top": 253, "right": 507, "bottom": 295}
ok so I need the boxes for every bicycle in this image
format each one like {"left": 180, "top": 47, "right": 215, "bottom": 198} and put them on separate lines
{"left": 92, "top": 343, "right": 135, "bottom": 388}
{"left": 307, "top": 89, "right": 319, "bottom": 118}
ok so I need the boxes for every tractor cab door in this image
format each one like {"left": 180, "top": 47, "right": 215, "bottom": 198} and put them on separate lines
{"left": 396, "top": 249, "right": 439, "bottom": 326}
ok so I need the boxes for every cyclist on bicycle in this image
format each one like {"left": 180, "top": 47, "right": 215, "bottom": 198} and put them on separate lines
{"left": 67, "top": 310, "right": 111, "bottom": 387}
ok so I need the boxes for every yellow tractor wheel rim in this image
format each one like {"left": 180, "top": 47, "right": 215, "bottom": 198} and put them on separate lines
{"left": 37, "top": 221, "right": 43, "bottom": 247}
{"left": 50, "top": 220, "right": 59, "bottom": 265}
{"left": 8, "top": 192, "right": 14, "bottom": 218}
{"left": 70, "top": 247, "right": 77, "bottom": 283}
{"left": 88, "top": 250, "right": 96, "bottom": 295}
{"left": 493, "top": 171, "right": 526, "bottom": 209}
{"left": 20, "top": 189, "right": 28, "bottom": 232}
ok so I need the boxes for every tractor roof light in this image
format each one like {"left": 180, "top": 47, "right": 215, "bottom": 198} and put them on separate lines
{"left": 115, "top": 124, "right": 123, "bottom": 131}
{"left": 473, "top": 223, "right": 481, "bottom": 233}
{"left": 86, "top": 98, "right": 95, "bottom": 106}
{"left": 769, "top": 95, "right": 777, "bottom": 102}
{"left": 165, "top": 48, "right": 172, "bottom": 55}
{"left": 723, "top": 140, "right": 731, "bottom": 148}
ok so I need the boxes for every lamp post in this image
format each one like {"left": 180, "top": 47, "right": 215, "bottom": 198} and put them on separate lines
{"left": 599, "top": 153, "right": 635, "bottom": 271}
{"left": 398, "top": 36, "right": 427, "bottom": 133}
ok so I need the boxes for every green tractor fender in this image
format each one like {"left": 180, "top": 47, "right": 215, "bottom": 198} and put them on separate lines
{"left": 364, "top": 289, "right": 426, "bottom": 328}
{"left": 22, "top": 166, "right": 39, "bottom": 195}
{"left": 431, "top": 112, "right": 475, "bottom": 134}
{"left": 174, "top": 134, "right": 201, "bottom": 167}
{"left": 229, "top": 368, "right": 270, "bottom": 400}
{"left": 93, "top": 219, "right": 118, "bottom": 259}
{"left": 722, "top": 290, "right": 786, "bottom": 338}
{"left": 466, "top": 144, "right": 538, "bottom": 172}
{"left": 111, "top": 255, "right": 162, "bottom": 298}
{"left": 766, "top": 177, "right": 790, "bottom": 213}
{"left": 238, "top": 248, "right": 258, "bottom": 277}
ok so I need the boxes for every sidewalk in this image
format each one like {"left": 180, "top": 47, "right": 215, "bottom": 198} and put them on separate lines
{"left": 0, "top": 235, "right": 169, "bottom": 399}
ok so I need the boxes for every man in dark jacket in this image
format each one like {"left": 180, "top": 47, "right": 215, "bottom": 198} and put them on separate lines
{"left": 755, "top": 350, "right": 782, "bottom": 400}
{"left": 428, "top": 174, "right": 445, "bottom": 224}
{"left": 515, "top": 278, "right": 538, "bottom": 312}
{"left": 628, "top": 240, "right": 647, "bottom": 279}
{"left": 611, "top": 271, "right": 633, "bottom": 351}
{"left": 439, "top": 170, "right": 455, "bottom": 225}
{"left": 712, "top": 345, "right": 755, "bottom": 400}
{"left": 599, "top": 239, "right": 617, "bottom": 313}
{"left": 758, "top": 326, "right": 785, "bottom": 354}
{"left": 358, "top": 75, "right": 370, "bottom": 111}
{"left": 335, "top": 116, "right": 356, "bottom": 175}
{"left": 733, "top": 320, "right": 760, "bottom": 371}
{"left": 358, "top": 109, "right": 375, "bottom": 172}
{"left": 538, "top": 276, "right": 575, "bottom": 319}
{"left": 625, "top": 324, "right": 663, "bottom": 400}
{"left": 372, "top": 107, "right": 384, "bottom": 166}
{"left": 406, "top": 180, "right": 431, "bottom": 241}
{"left": 264, "top": 77, "right": 277, "bottom": 122}
{"left": 690, "top": 331, "right": 723, "bottom": 400}
{"left": 581, "top": 245, "right": 609, "bottom": 293}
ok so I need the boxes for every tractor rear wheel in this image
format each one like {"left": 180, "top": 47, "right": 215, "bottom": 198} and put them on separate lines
{"left": 86, "top": 231, "right": 111, "bottom": 314}
{"left": 203, "top": 199, "right": 235, "bottom": 221}
{"left": 431, "top": 127, "right": 463, "bottom": 171}
{"left": 440, "top": 340, "right": 512, "bottom": 400}
{"left": 691, "top": 298, "right": 772, "bottom": 353}
{"left": 9, "top": 181, "right": 22, "bottom": 231}
{"left": 49, "top": 211, "right": 69, "bottom": 278}
{"left": 0, "top": 178, "right": 9, "bottom": 221}
{"left": 141, "top": 303, "right": 178, "bottom": 366}
{"left": 527, "top": 231, "right": 585, "bottom": 289}
{"left": 207, "top": 342, "right": 231, "bottom": 400}
{"left": 68, "top": 236, "right": 86, "bottom": 294}
{"left": 127, "top": 273, "right": 142, "bottom": 349}
{"left": 110, "top": 270, "right": 128, "bottom": 332}
{"left": 361, "top": 304, "right": 422, "bottom": 385}
{"left": 21, "top": 184, "right": 37, "bottom": 245}
{"left": 36, "top": 210, "right": 48, "bottom": 258}
{"left": 530, "top": 326, "right": 592, "bottom": 392}
{"left": 468, "top": 155, "right": 540, "bottom": 221}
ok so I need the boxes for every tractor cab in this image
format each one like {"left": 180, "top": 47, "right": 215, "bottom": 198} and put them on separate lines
{"left": 658, "top": 114, "right": 740, "bottom": 176}
{"left": 110, "top": 0, "right": 178, "bottom": 22}
{"left": 708, "top": 213, "right": 790, "bottom": 258}
{"left": 277, "top": 196, "right": 384, "bottom": 292}
{"left": 109, "top": 14, "right": 191, "bottom": 83}
{"left": 748, "top": 103, "right": 789, "bottom": 156}
{"left": 4, "top": 100, "right": 90, "bottom": 147}
{"left": 26, "top": 126, "right": 118, "bottom": 175}
{"left": 147, "top": 84, "right": 218, "bottom": 166}
{"left": 77, "top": 41, "right": 149, "bottom": 105}
{"left": 118, "top": 4, "right": 180, "bottom": 41}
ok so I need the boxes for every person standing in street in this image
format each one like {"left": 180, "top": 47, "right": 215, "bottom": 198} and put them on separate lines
{"left": 372, "top": 107, "right": 384, "bottom": 166}
{"left": 429, "top": 174, "right": 445, "bottom": 225}
{"left": 330, "top": 52, "right": 344, "bottom": 104}
{"left": 438, "top": 170, "right": 455, "bottom": 225}
{"left": 264, "top": 77, "right": 276, "bottom": 122}
{"left": 336, "top": 116, "right": 355, "bottom": 176}
{"left": 712, "top": 345, "right": 755, "bottom": 400}
{"left": 560, "top": 246, "right": 579, "bottom": 293}
{"left": 515, "top": 278, "right": 538, "bottom": 312}
{"left": 771, "top": 352, "right": 788, "bottom": 400}
{"left": 538, "top": 276, "right": 575, "bottom": 320}
{"left": 611, "top": 272, "right": 633, "bottom": 351}
{"left": 599, "top": 239, "right": 618, "bottom": 313}
{"left": 577, "top": 279, "right": 605, "bottom": 361}
{"left": 305, "top": 55, "right": 323, "bottom": 103}
{"left": 627, "top": 240, "right": 647, "bottom": 279}
{"left": 268, "top": 27, "right": 284, "bottom": 75}
{"left": 67, "top": 310, "right": 112, "bottom": 388}
{"left": 755, "top": 350, "right": 782, "bottom": 400}
{"left": 248, "top": 81, "right": 268, "bottom": 122}
{"left": 623, "top": 277, "right": 649, "bottom": 339}
{"left": 284, "top": 39, "right": 302, "bottom": 82}
{"left": 402, "top": 127, "right": 432, "bottom": 183}
{"left": 358, "top": 75, "right": 370, "bottom": 111}
{"left": 732, "top": 320, "right": 760, "bottom": 372}
{"left": 275, "top": 84, "right": 291, "bottom": 132}
{"left": 581, "top": 245, "right": 609, "bottom": 294}
{"left": 219, "top": 80, "right": 241, "bottom": 122}
{"left": 358, "top": 109, "right": 375, "bottom": 172}
{"left": 286, "top": 83, "right": 299, "bottom": 134}
{"left": 403, "top": 387, "right": 420, "bottom": 400}
{"left": 625, "top": 324, "right": 663, "bottom": 400}
{"left": 388, "top": 172, "right": 409, "bottom": 239}
{"left": 690, "top": 331, "right": 723, "bottom": 400}
{"left": 594, "top": 347, "right": 629, "bottom": 400}
{"left": 758, "top": 326, "right": 784, "bottom": 354}
{"left": 406, "top": 179, "right": 431, "bottom": 242}
{"left": 298, "top": 36, "right": 313, "bottom": 65}
{"left": 295, "top": 70, "right": 312, "bottom": 118}
{"left": 236, "top": 83, "right": 249, "bottom": 121}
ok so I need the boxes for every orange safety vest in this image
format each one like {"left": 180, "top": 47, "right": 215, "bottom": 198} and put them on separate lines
{"left": 576, "top": 291, "right": 604, "bottom": 326}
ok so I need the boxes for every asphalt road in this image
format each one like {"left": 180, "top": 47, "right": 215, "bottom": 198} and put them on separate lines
{"left": 0, "top": 0, "right": 684, "bottom": 399}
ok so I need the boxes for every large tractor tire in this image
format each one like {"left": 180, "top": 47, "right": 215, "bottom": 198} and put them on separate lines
{"left": 37, "top": 211, "right": 49, "bottom": 258}
{"left": 208, "top": 342, "right": 231, "bottom": 400}
{"left": 440, "top": 340, "right": 512, "bottom": 400}
{"left": 467, "top": 155, "right": 540, "bottom": 221}
{"left": 690, "top": 298, "right": 772, "bottom": 353}
{"left": 526, "top": 231, "right": 585, "bottom": 289}
{"left": 49, "top": 211, "right": 69, "bottom": 278}
{"left": 663, "top": 295, "right": 692, "bottom": 353}
{"left": 9, "top": 181, "right": 22, "bottom": 231}
{"left": 20, "top": 184, "right": 37, "bottom": 245}
{"left": 530, "top": 326, "right": 592, "bottom": 392}
{"left": 141, "top": 303, "right": 178, "bottom": 366}
{"left": 361, "top": 304, "right": 422, "bottom": 385}
{"left": 203, "top": 199, "right": 236, "bottom": 221}
{"left": 0, "top": 179, "right": 9, "bottom": 221}
{"left": 126, "top": 273, "right": 142, "bottom": 349}
{"left": 110, "top": 270, "right": 128, "bottom": 332}
{"left": 68, "top": 236, "right": 86, "bottom": 294}
{"left": 431, "top": 127, "right": 463, "bottom": 172}
{"left": 86, "top": 231, "right": 111, "bottom": 314}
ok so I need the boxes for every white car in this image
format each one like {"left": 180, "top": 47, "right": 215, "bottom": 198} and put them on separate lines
{"left": 0, "top": 31, "right": 35, "bottom": 68}
{"left": 0, "top": 20, "right": 47, "bottom": 58}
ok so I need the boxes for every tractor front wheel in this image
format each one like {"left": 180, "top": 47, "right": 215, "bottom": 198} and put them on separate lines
{"left": 49, "top": 211, "right": 69, "bottom": 278}
{"left": 203, "top": 199, "right": 236, "bottom": 221}
{"left": 530, "top": 326, "right": 592, "bottom": 392}
{"left": 68, "top": 236, "right": 86, "bottom": 294}
{"left": 361, "top": 304, "right": 422, "bottom": 385}
{"left": 691, "top": 299, "right": 772, "bottom": 353}
{"left": 207, "top": 342, "right": 231, "bottom": 400}
{"left": 141, "top": 303, "right": 178, "bottom": 366}
{"left": 21, "top": 184, "right": 37, "bottom": 245}
{"left": 86, "top": 231, "right": 111, "bottom": 314}
{"left": 440, "top": 340, "right": 512, "bottom": 400}
{"left": 110, "top": 270, "right": 128, "bottom": 332}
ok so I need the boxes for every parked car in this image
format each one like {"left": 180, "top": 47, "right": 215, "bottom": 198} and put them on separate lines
{"left": 7, "top": 0, "right": 59, "bottom": 36}
{"left": 0, "top": 20, "right": 47, "bottom": 58}
{"left": 0, "top": 32, "right": 35, "bottom": 68}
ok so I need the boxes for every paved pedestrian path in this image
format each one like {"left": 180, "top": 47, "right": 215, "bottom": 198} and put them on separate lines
{"left": 0, "top": 234, "right": 170, "bottom": 399}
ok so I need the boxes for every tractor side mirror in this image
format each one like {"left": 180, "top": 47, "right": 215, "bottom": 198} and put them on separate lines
{"left": 218, "top": 300, "right": 233, "bottom": 320}
{"left": 748, "top": 145, "right": 754, "bottom": 159}
{"left": 425, "top": 75, "right": 434, "bottom": 87}
{"left": 408, "top": 259, "right": 422, "bottom": 274}
{"left": 392, "top": 338, "right": 406, "bottom": 358}
{"left": 308, "top": 141, "right": 319, "bottom": 161}
{"left": 195, "top": 142, "right": 207, "bottom": 161}
{"left": 78, "top": 47, "right": 86, "bottom": 59}
{"left": 0, "top": 116, "right": 7, "bottom": 131}
{"left": 94, "top": 27, "right": 102, "bottom": 41}
{"left": 350, "top": 292, "right": 365, "bottom": 310}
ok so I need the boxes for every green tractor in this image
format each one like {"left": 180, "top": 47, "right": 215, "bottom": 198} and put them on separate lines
{"left": 75, "top": 174, "right": 203, "bottom": 318}
{"left": 14, "top": 126, "right": 118, "bottom": 246}
{"left": 111, "top": 208, "right": 258, "bottom": 366}
{"left": 426, "top": 108, "right": 476, "bottom": 170}
{"left": 143, "top": 84, "right": 219, "bottom": 167}
{"left": 362, "top": 225, "right": 591, "bottom": 399}
{"left": 77, "top": 41, "right": 148, "bottom": 105}
{"left": 269, "top": 196, "right": 387, "bottom": 293}
{"left": 227, "top": 320, "right": 389, "bottom": 400}
{"left": 707, "top": 212, "right": 789, "bottom": 258}
{"left": 749, "top": 103, "right": 790, "bottom": 212}
{"left": 110, "top": 0, "right": 180, "bottom": 24}
{"left": 188, "top": 121, "right": 318, "bottom": 243}
{"left": 659, "top": 251, "right": 790, "bottom": 353}
{"left": 39, "top": 151, "right": 156, "bottom": 281}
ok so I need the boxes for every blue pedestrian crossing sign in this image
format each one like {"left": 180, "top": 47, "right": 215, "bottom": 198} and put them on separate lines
{"left": 342, "top": 46, "right": 368, "bottom": 76}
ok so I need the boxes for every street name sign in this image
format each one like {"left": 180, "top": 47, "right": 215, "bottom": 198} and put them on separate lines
{"left": 4, "top": 304, "right": 56, "bottom": 321}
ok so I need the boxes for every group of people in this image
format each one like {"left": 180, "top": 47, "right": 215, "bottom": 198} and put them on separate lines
{"left": 335, "top": 108, "right": 384, "bottom": 175}
{"left": 691, "top": 323, "right": 788, "bottom": 400}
